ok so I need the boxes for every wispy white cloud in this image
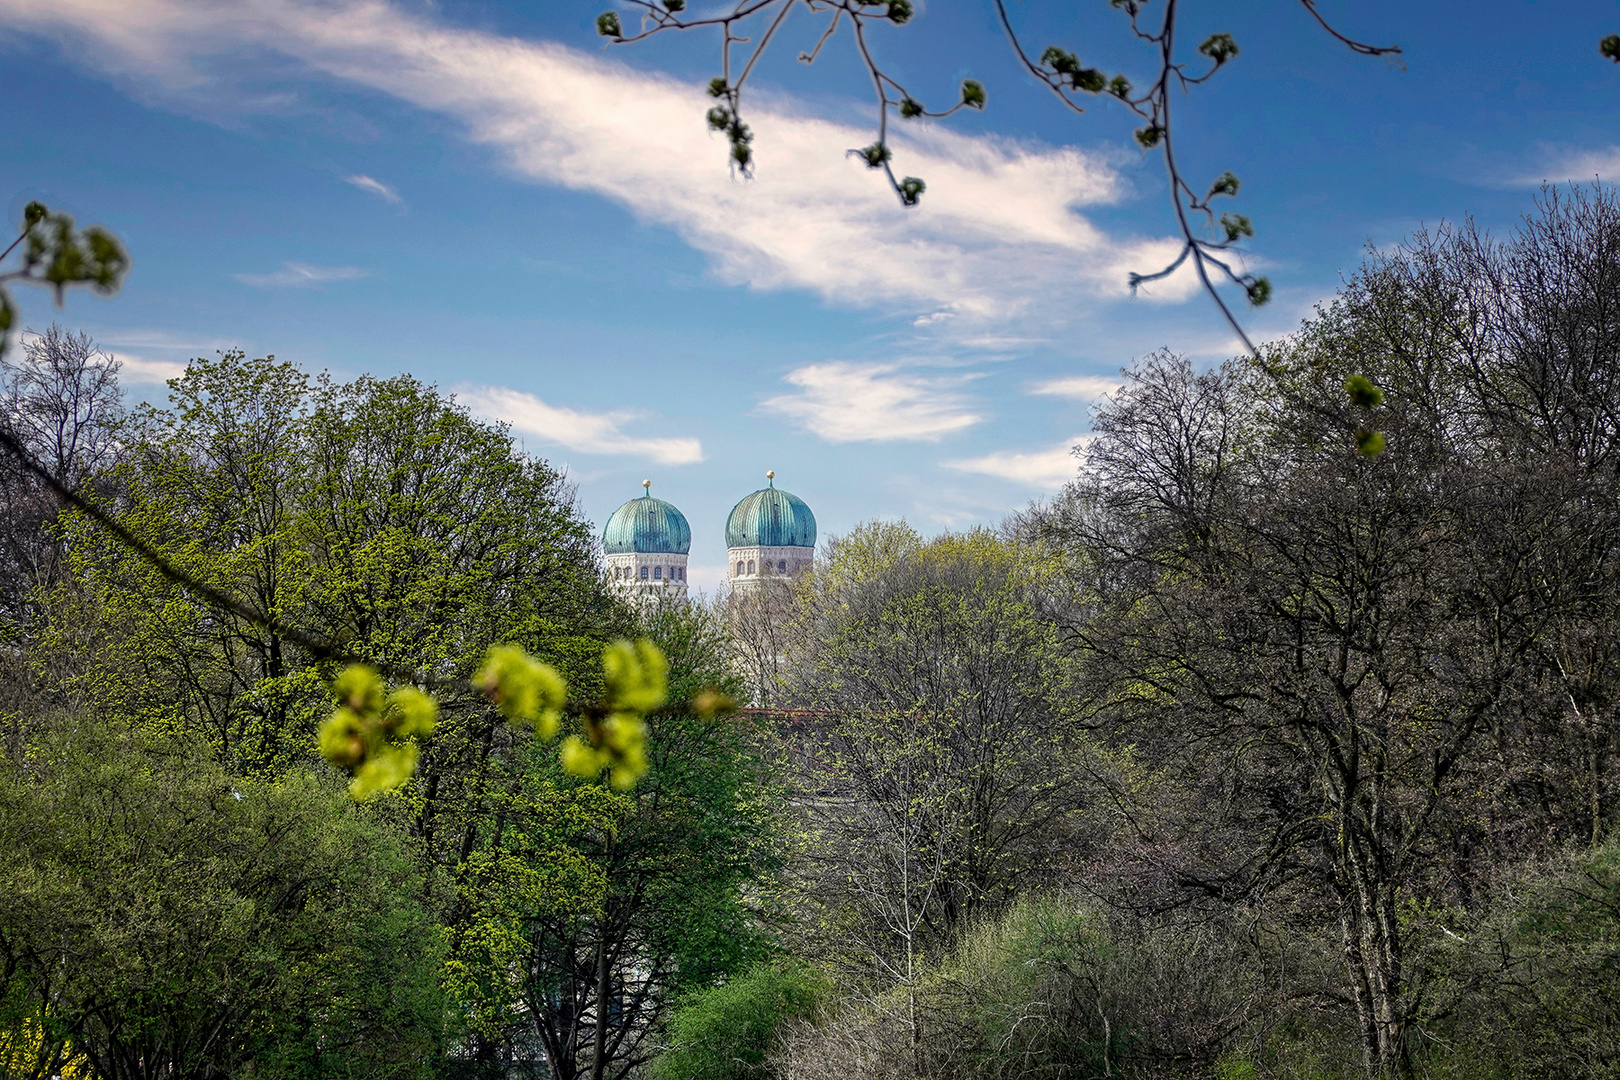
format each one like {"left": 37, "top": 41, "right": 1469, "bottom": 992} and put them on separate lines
{"left": 108, "top": 351, "right": 189, "bottom": 383}
{"left": 344, "top": 173, "right": 402, "bottom": 204}
{"left": 1503, "top": 146, "right": 1620, "bottom": 188}
{"left": 946, "top": 435, "right": 1091, "bottom": 489}
{"left": 0, "top": 0, "right": 1198, "bottom": 329}
{"left": 233, "top": 261, "right": 369, "bottom": 288}
{"left": 762, "top": 362, "right": 982, "bottom": 443}
{"left": 1028, "top": 375, "right": 1122, "bottom": 401}
{"left": 456, "top": 383, "right": 704, "bottom": 465}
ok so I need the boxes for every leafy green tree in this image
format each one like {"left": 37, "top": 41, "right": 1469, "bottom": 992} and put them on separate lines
{"left": 41, "top": 350, "right": 641, "bottom": 1053}
{"left": 500, "top": 599, "right": 782, "bottom": 1080}
{"left": 781, "top": 523, "right": 1096, "bottom": 1045}
{"left": 0, "top": 714, "right": 446, "bottom": 1080}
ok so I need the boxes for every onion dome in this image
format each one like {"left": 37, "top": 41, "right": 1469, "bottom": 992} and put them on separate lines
{"left": 603, "top": 481, "right": 692, "bottom": 555}
{"left": 725, "top": 471, "right": 816, "bottom": 549}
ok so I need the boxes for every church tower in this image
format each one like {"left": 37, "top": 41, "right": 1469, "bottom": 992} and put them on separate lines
{"left": 603, "top": 480, "right": 691, "bottom": 600}
{"left": 725, "top": 471, "right": 816, "bottom": 590}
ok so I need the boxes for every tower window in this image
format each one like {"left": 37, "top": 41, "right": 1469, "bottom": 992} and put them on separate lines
{"left": 654, "top": 566, "right": 662, "bottom": 580}
{"left": 778, "top": 560, "right": 787, "bottom": 572}
{"left": 736, "top": 561, "right": 744, "bottom": 576}
{"left": 747, "top": 560, "right": 756, "bottom": 574}
{"left": 640, "top": 566, "right": 649, "bottom": 580}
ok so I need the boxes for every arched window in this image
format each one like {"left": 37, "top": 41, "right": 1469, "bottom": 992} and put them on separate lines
{"left": 747, "top": 560, "right": 756, "bottom": 574}
{"left": 639, "top": 566, "right": 649, "bottom": 580}
{"left": 653, "top": 566, "right": 662, "bottom": 580}
{"left": 736, "top": 561, "right": 744, "bottom": 576}
{"left": 678, "top": 567, "right": 685, "bottom": 580}
{"left": 778, "top": 560, "right": 787, "bottom": 572}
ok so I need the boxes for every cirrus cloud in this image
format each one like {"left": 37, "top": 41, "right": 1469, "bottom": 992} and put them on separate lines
{"left": 455, "top": 383, "right": 704, "bottom": 466}
{"left": 945, "top": 435, "right": 1092, "bottom": 489}
{"left": 761, "top": 362, "right": 982, "bottom": 443}
{"left": 232, "top": 262, "right": 369, "bottom": 288}
{"left": 0, "top": 0, "right": 1198, "bottom": 330}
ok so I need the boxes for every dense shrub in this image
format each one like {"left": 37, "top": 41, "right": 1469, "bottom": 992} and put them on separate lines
{"left": 651, "top": 959, "right": 827, "bottom": 1080}
{"left": 772, "top": 894, "right": 1330, "bottom": 1080}
{"left": 1420, "top": 836, "right": 1620, "bottom": 1079}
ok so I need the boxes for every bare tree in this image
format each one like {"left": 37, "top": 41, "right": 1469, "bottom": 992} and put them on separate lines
{"left": 0, "top": 325, "right": 124, "bottom": 634}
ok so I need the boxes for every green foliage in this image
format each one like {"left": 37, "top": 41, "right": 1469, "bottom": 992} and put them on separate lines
{"left": 1421, "top": 837, "right": 1620, "bottom": 1079}
{"left": 1220, "top": 211, "right": 1254, "bottom": 242}
{"left": 775, "top": 895, "right": 1283, "bottom": 1080}
{"left": 596, "top": 11, "right": 621, "bottom": 38}
{"left": 477, "top": 643, "right": 568, "bottom": 736}
{"left": 1199, "top": 32, "right": 1240, "bottom": 66}
{"left": 959, "top": 79, "right": 986, "bottom": 109}
{"left": 1210, "top": 171, "right": 1241, "bottom": 198}
{"left": 0, "top": 715, "right": 446, "bottom": 1079}
{"left": 320, "top": 663, "right": 439, "bottom": 798}
{"left": 0, "top": 203, "right": 128, "bottom": 357}
{"left": 482, "top": 599, "right": 784, "bottom": 1076}
{"left": 1343, "top": 373, "right": 1384, "bottom": 408}
{"left": 1601, "top": 33, "right": 1619, "bottom": 61}
{"left": 854, "top": 142, "right": 891, "bottom": 168}
{"left": 650, "top": 960, "right": 826, "bottom": 1080}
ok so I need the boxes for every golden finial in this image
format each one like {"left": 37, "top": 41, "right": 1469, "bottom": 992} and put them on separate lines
{"left": 642, "top": 479, "right": 651, "bottom": 494}
{"left": 766, "top": 470, "right": 775, "bottom": 484}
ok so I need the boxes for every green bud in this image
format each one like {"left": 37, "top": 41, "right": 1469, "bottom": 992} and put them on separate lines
{"left": 0, "top": 291, "right": 13, "bottom": 336}
{"left": 1246, "top": 276, "right": 1272, "bottom": 306}
{"left": 899, "top": 97, "right": 923, "bottom": 119}
{"left": 960, "top": 79, "right": 986, "bottom": 109}
{"left": 83, "top": 228, "right": 128, "bottom": 292}
{"left": 1075, "top": 67, "right": 1106, "bottom": 93}
{"left": 898, "top": 176, "right": 926, "bottom": 205}
{"left": 707, "top": 76, "right": 728, "bottom": 97}
{"left": 1355, "top": 427, "right": 1386, "bottom": 457}
{"left": 561, "top": 734, "right": 606, "bottom": 779}
{"left": 596, "top": 10, "right": 621, "bottom": 37}
{"left": 1344, "top": 374, "right": 1384, "bottom": 409}
{"left": 350, "top": 742, "right": 418, "bottom": 800}
{"left": 706, "top": 105, "right": 731, "bottom": 131}
{"left": 692, "top": 688, "right": 740, "bottom": 718}
{"left": 603, "top": 639, "right": 668, "bottom": 715}
{"left": 1209, "top": 170, "right": 1240, "bottom": 198}
{"left": 333, "top": 664, "right": 385, "bottom": 716}
{"left": 886, "top": 0, "right": 912, "bottom": 24}
{"left": 1198, "top": 32, "right": 1238, "bottom": 65}
{"left": 1108, "top": 74, "right": 1132, "bottom": 98}
{"left": 664, "top": 0, "right": 684, "bottom": 10}
{"left": 478, "top": 644, "right": 568, "bottom": 736}
{"left": 1220, "top": 212, "right": 1254, "bottom": 242}
{"left": 1134, "top": 125, "right": 1162, "bottom": 148}
{"left": 855, "top": 142, "right": 892, "bottom": 168}
{"left": 319, "top": 708, "right": 368, "bottom": 770}
{"left": 386, "top": 686, "right": 438, "bottom": 740}
{"left": 1041, "top": 46, "right": 1080, "bottom": 77}
{"left": 1601, "top": 33, "right": 1620, "bottom": 61}
{"left": 731, "top": 140, "right": 752, "bottom": 168}
{"left": 23, "top": 201, "right": 47, "bottom": 228}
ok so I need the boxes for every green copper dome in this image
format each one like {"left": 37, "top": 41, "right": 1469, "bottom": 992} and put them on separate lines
{"left": 726, "top": 474, "right": 816, "bottom": 550}
{"left": 604, "top": 483, "right": 691, "bottom": 555}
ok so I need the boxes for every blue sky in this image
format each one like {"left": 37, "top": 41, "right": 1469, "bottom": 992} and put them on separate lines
{"left": 2, "top": 0, "right": 1616, "bottom": 591}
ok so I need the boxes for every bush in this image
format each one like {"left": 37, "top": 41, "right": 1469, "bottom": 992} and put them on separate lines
{"left": 651, "top": 959, "right": 827, "bottom": 1080}
{"left": 1421, "top": 835, "right": 1620, "bottom": 1079}
{"left": 772, "top": 893, "right": 1320, "bottom": 1080}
